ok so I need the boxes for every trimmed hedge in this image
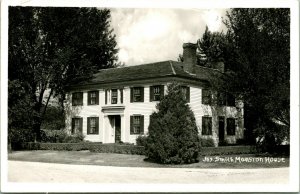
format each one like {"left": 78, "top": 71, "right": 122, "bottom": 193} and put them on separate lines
{"left": 19, "top": 142, "right": 256, "bottom": 156}
{"left": 201, "top": 146, "right": 257, "bottom": 156}
{"left": 89, "top": 144, "right": 145, "bottom": 155}
{"left": 21, "top": 142, "right": 102, "bottom": 151}
{"left": 20, "top": 142, "right": 145, "bottom": 155}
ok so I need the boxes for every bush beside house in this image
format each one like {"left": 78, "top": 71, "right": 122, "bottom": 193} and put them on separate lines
{"left": 142, "top": 83, "right": 201, "bottom": 164}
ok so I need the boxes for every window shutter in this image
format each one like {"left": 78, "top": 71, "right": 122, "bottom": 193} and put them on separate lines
{"left": 105, "top": 90, "right": 107, "bottom": 104}
{"left": 88, "top": 92, "right": 91, "bottom": 105}
{"left": 120, "top": 89, "right": 123, "bottom": 104}
{"left": 160, "top": 85, "right": 164, "bottom": 99}
{"left": 96, "top": 91, "right": 99, "bottom": 105}
{"left": 141, "top": 87, "right": 144, "bottom": 102}
{"left": 130, "top": 116, "right": 133, "bottom": 134}
{"left": 95, "top": 117, "right": 99, "bottom": 134}
{"left": 208, "top": 117, "right": 212, "bottom": 135}
{"left": 130, "top": 88, "right": 133, "bottom": 102}
{"left": 72, "top": 94, "right": 75, "bottom": 106}
{"left": 71, "top": 118, "right": 75, "bottom": 134}
{"left": 186, "top": 87, "right": 190, "bottom": 103}
{"left": 150, "top": 86, "right": 154, "bottom": 102}
{"left": 140, "top": 115, "right": 144, "bottom": 134}
{"left": 79, "top": 118, "right": 83, "bottom": 133}
{"left": 79, "top": 92, "right": 83, "bottom": 105}
{"left": 87, "top": 117, "right": 90, "bottom": 135}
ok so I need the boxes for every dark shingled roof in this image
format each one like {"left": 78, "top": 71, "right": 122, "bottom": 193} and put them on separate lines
{"left": 75, "top": 60, "right": 222, "bottom": 86}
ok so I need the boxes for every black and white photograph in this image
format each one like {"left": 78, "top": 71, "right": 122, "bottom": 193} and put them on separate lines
{"left": 1, "top": 0, "right": 299, "bottom": 192}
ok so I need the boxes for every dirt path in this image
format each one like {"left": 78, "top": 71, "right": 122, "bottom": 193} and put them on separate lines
{"left": 8, "top": 161, "right": 289, "bottom": 184}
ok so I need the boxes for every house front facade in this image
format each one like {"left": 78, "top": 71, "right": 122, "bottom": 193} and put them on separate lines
{"left": 65, "top": 43, "right": 244, "bottom": 146}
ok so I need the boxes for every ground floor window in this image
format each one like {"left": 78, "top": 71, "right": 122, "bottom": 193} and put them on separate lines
{"left": 71, "top": 118, "right": 83, "bottom": 134}
{"left": 202, "top": 116, "right": 212, "bottom": 135}
{"left": 130, "top": 115, "right": 144, "bottom": 134}
{"left": 87, "top": 117, "right": 99, "bottom": 134}
{"left": 227, "top": 118, "right": 236, "bottom": 135}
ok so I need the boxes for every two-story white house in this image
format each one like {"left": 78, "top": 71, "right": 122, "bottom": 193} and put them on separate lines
{"left": 65, "top": 43, "right": 244, "bottom": 146}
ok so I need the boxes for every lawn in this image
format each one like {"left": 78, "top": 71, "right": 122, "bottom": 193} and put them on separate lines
{"left": 8, "top": 150, "right": 289, "bottom": 169}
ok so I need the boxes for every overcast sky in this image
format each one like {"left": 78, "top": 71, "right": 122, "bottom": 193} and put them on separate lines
{"left": 110, "top": 8, "right": 228, "bottom": 66}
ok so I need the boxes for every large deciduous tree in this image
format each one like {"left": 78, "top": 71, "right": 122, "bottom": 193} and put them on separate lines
{"left": 9, "top": 7, "right": 119, "bottom": 142}
{"left": 198, "top": 8, "right": 290, "bottom": 149}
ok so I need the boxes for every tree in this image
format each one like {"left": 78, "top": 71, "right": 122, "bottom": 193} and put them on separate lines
{"left": 198, "top": 9, "right": 290, "bottom": 149}
{"left": 9, "top": 7, "right": 119, "bottom": 141}
{"left": 143, "top": 83, "right": 201, "bottom": 164}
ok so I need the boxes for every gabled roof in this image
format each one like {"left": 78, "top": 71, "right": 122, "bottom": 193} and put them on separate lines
{"left": 72, "top": 60, "right": 223, "bottom": 86}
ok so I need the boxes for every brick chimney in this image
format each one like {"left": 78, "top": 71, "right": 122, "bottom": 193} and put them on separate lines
{"left": 182, "top": 43, "right": 197, "bottom": 74}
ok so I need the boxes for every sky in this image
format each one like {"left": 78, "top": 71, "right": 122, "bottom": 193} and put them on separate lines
{"left": 110, "top": 8, "right": 228, "bottom": 66}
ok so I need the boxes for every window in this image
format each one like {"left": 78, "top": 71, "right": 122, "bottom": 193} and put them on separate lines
{"left": 181, "top": 86, "right": 190, "bottom": 102}
{"left": 71, "top": 118, "right": 82, "bottom": 134}
{"left": 217, "top": 92, "right": 226, "bottom": 106}
{"left": 130, "top": 115, "right": 144, "bottom": 134}
{"left": 227, "top": 118, "right": 236, "bottom": 135}
{"left": 87, "top": 117, "right": 99, "bottom": 134}
{"left": 226, "top": 93, "right": 235, "bottom": 107}
{"left": 202, "top": 89, "right": 212, "bottom": 105}
{"left": 150, "top": 85, "right": 164, "bottom": 101}
{"left": 72, "top": 92, "right": 83, "bottom": 106}
{"left": 111, "top": 89, "right": 118, "bottom": 104}
{"left": 88, "top": 91, "right": 99, "bottom": 105}
{"left": 130, "top": 87, "right": 144, "bottom": 102}
{"left": 202, "top": 116, "right": 212, "bottom": 135}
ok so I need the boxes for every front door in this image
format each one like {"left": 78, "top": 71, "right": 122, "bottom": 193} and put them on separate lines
{"left": 218, "top": 116, "right": 225, "bottom": 143}
{"left": 114, "top": 115, "right": 121, "bottom": 143}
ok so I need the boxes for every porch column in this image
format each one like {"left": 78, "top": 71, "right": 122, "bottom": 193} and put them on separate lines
{"left": 121, "top": 114, "right": 125, "bottom": 142}
{"left": 103, "top": 115, "right": 108, "bottom": 143}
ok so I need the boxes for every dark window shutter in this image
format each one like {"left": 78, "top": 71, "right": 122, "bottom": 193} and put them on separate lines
{"left": 96, "top": 91, "right": 99, "bottom": 105}
{"left": 186, "top": 87, "right": 190, "bottom": 103}
{"left": 130, "top": 88, "right": 133, "bottom": 102}
{"left": 105, "top": 90, "right": 107, "bottom": 104}
{"left": 71, "top": 118, "right": 75, "bottom": 134}
{"left": 79, "top": 92, "right": 83, "bottom": 105}
{"left": 120, "top": 89, "right": 123, "bottom": 104}
{"left": 141, "top": 87, "right": 144, "bottom": 102}
{"left": 150, "top": 86, "right": 154, "bottom": 102}
{"left": 130, "top": 116, "right": 133, "bottom": 134}
{"left": 95, "top": 117, "right": 99, "bottom": 134}
{"left": 208, "top": 117, "right": 212, "bottom": 135}
{"left": 88, "top": 92, "right": 91, "bottom": 105}
{"left": 140, "top": 115, "right": 144, "bottom": 134}
{"left": 72, "top": 94, "right": 75, "bottom": 106}
{"left": 160, "top": 85, "right": 164, "bottom": 99}
{"left": 79, "top": 118, "right": 83, "bottom": 133}
{"left": 87, "top": 117, "right": 90, "bottom": 135}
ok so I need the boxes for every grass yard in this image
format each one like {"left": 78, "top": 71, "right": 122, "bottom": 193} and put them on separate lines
{"left": 8, "top": 150, "right": 289, "bottom": 169}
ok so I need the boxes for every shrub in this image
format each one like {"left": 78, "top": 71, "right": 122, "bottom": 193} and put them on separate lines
{"left": 9, "top": 128, "right": 35, "bottom": 150}
{"left": 143, "top": 83, "right": 201, "bottom": 164}
{"left": 136, "top": 135, "right": 148, "bottom": 147}
{"left": 41, "top": 130, "right": 85, "bottom": 143}
{"left": 200, "top": 138, "right": 215, "bottom": 147}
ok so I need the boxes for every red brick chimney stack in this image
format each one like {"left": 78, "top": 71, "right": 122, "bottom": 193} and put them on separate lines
{"left": 182, "top": 43, "right": 197, "bottom": 74}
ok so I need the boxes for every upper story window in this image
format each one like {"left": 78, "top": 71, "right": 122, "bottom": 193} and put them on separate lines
{"left": 130, "top": 115, "right": 144, "bottom": 134}
{"left": 87, "top": 117, "right": 99, "bottom": 135}
{"left": 111, "top": 89, "right": 118, "bottom": 104}
{"left": 130, "top": 87, "right": 144, "bottom": 102}
{"left": 217, "top": 92, "right": 235, "bottom": 107}
{"left": 227, "top": 118, "right": 236, "bottom": 135}
{"left": 72, "top": 92, "right": 83, "bottom": 106}
{"left": 226, "top": 93, "right": 235, "bottom": 107}
{"left": 88, "top": 91, "right": 99, "bottom": 105}
{"left": 217, "top": 92, "right": 226, "bottom": 106}
{"left": 202, "top": 89, "right": 212, "bottom": 105}
{"left": 105, "top": 89, "right": 123, "bottom": 105}
{"left": 202, "top": 116, "right": 212, "bottom": 135}
{"left": 71, "top": 118, "right": 82, "bottom": 134}
{"left": 181, "top": 86, "right": 190, "bottom": 102}
{"left": 150, "top": 85, "right": 164, "bottom": 101}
